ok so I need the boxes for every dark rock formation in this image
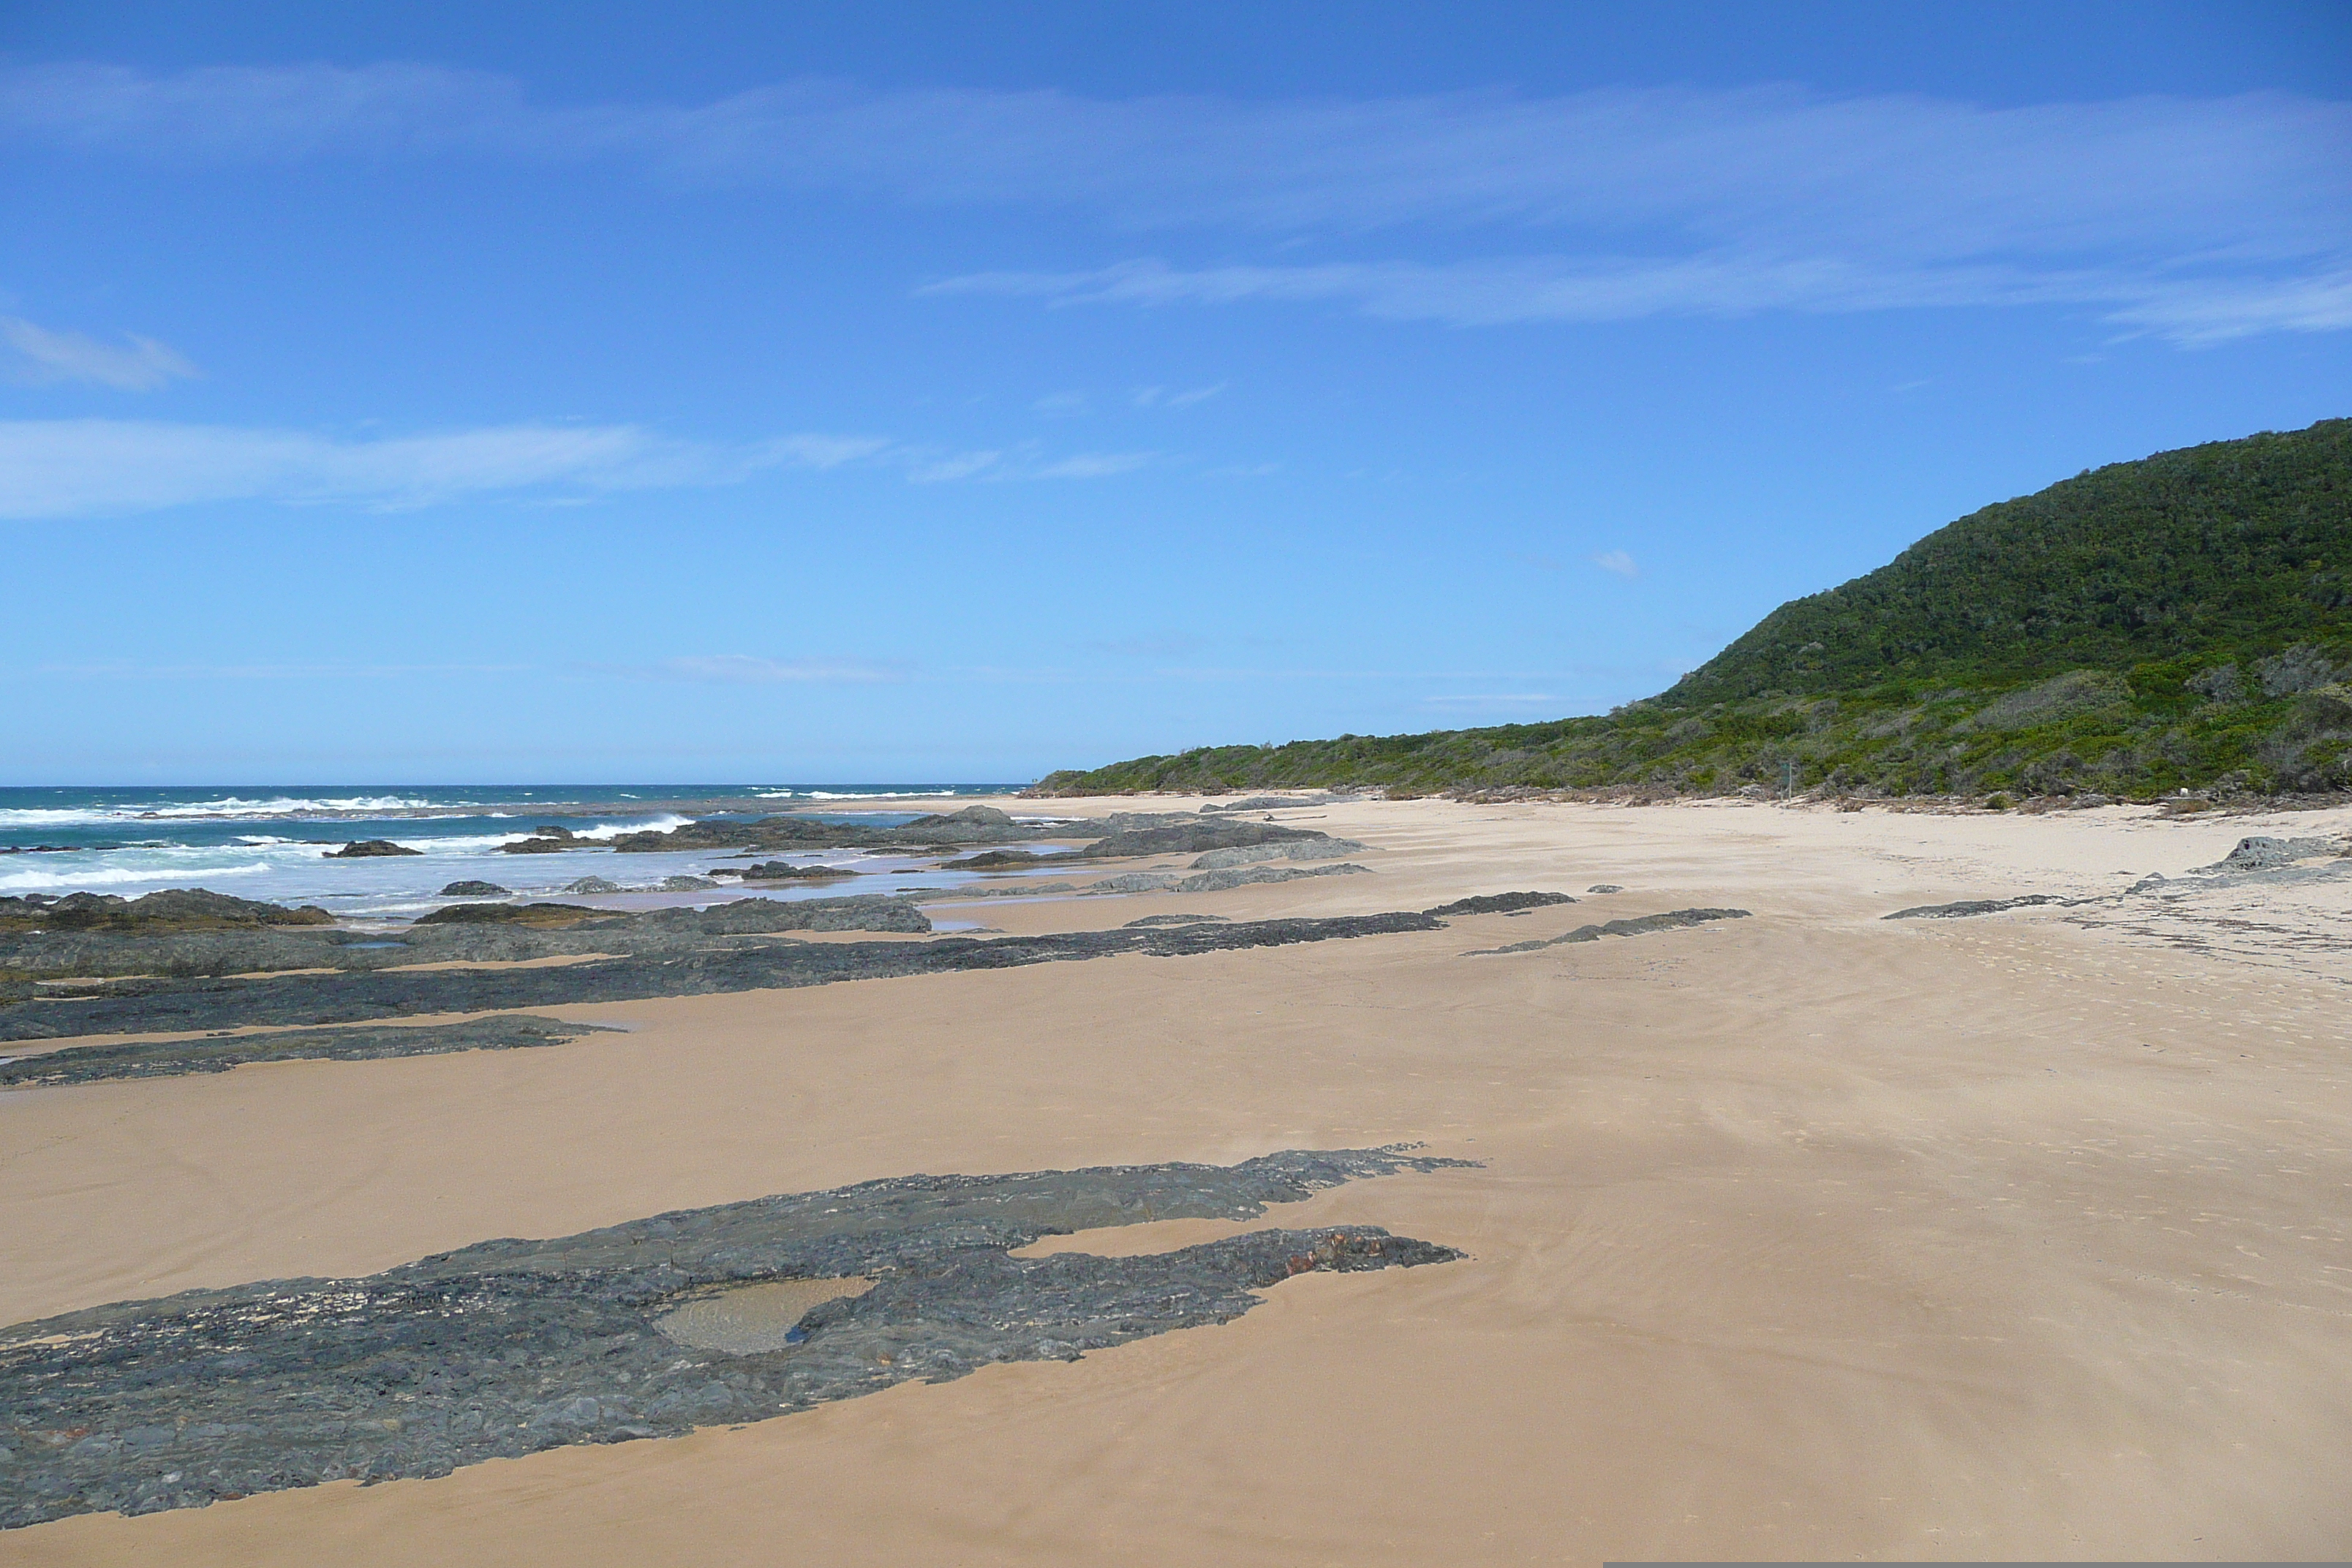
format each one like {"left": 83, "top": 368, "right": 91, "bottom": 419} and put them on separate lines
{"left": 0, "top": 1149, "right": 1467, "bottom": 1531}
{"left": 0, "top": 1015, "right": 615, "bottom": 1090}
{"left": 903, "top": 804, "right": 1016, "bottom": 831}
{"left": 0, "top": 908, "right": 1445, "bottom": 1041}
{"left": 1883, "top": 894, "right": 2076, "bottom": 919}
{"left": 938, "top": 850, "right": 1053, "bottom": 870}
{"left": 1199, "top": 794, "right": 1358, "bottom": 812}
{"left": 1585, "top": 884, "right": 1624, "bottom": 894}
{"left": 437, "top": 881, "right": 511, "bottom": 898}
{"left": 498, "top": 826, "right": 581, "bottom": 855}
{"left": 562, "top": 877, "right": 622, "bottom": 894}
{"left": 1080, "top": 821, "right": 1325, "bottom": 859}
{"left": 1190, "top": 839, "right": 1366, "bottom": 869}
{"left": 2193, "top": 834, "right": 2345, "bottom": 873}
{"left": 326, "top": 840, "right": 422, "bottom": 858}
{"left": 412, "top": 903, "right": 609, "bottom": 928}
{"left": 1426, "top": 892, "right": 1578, "bottom": 917}
{"left": 0, "top": 894, "right": 935, "bottom": 988}
{"left": 739, "top": 863, "right": 857, "bottom": 881}
{"left": 612, "top": 807, "right": 1077, "bottom": 855}
{"left": 0, "top": 890, "right": 333, "bottom": 935}
{"left": 1468, "top": 907, "right": 1751, "bottom": 954}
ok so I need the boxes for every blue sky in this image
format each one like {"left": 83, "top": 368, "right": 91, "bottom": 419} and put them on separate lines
{"left": 4, "top": 2, "right": 2348, "bottom": 784}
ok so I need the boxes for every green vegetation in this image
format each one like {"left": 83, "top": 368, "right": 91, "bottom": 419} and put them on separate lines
{"left": 1039, "top": 418, "right": 2352, "bottom": 801}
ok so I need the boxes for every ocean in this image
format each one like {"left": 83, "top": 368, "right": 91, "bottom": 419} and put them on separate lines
{"left": 0, "top": 785, "right": 1043, "bottom": 919}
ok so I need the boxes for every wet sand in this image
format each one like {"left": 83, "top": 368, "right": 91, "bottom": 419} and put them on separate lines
{"left": 4, "top": 796, "right": 2348, "bottom": 1563}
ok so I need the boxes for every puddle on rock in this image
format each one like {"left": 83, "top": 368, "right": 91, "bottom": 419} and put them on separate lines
{"left": 654, "top": 1277, "right": 872, "bottom": 1353}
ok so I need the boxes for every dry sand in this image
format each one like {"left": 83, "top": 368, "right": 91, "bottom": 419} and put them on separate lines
{"left": 4, "top": 796, "right": 2349, "bottom": 1563}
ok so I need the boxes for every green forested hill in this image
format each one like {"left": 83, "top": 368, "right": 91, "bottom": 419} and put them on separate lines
{"left": 1039, "top": 418, "right": 2352, "bottom": 801}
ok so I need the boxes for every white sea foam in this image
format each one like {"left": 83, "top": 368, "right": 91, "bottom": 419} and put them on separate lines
{"left": 0, "top": 794, "right": 459, "bottom": 827}
{"left": 1, "top": 861, "right": 274, "bottom": 891}
{"left": 802, "top": 791, "right": 937, "bottom": 800}
{"left": 568, "top": 815, "right": 693, "bottom": 840}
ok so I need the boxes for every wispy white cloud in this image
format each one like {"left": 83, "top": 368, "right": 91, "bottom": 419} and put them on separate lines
{"left": 1131, "top": 382, "right": 1225, "bottom": 408}
{"left": 1592, "top": 549, "right": 1639, "bottom": 578}
{"left": 1085, "top": 633, "right": 1210, "bottom": 658}
{"left": 4, "top": 64, "right": 2345, "bottom": 342}
{"left": 1030, "top": 451, "right": 1153, "bottom": 479}
{"left": 639, "top": 655, "right": 902, "bottom": 685}
{"left": 902, "top": 442, "right": 1155, "bottom": 483}
{"left": 2, "top": 316, "right": 198, "bottom": 390}
{"left": 924, "top": 254, "right": 2352, "bottom": 342}
{"left": 903, "top": 448, "right": 1005, "bottom": 483}
{"left": 0, "top": 419, "right": 883, "bottom": 519}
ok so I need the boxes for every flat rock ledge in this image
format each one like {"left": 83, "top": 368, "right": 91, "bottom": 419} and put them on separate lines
{"left": 0, "top": 1015, "right": 616, "bottom": 1090}
{"left": 1467, "top": 907, "right": 1752, "bottom": 955}
{"left": 0, "top": 1148, "right": 1468, "bottom": 1529}
{"left": 0, "top": 906, "right": 1462, "bottom": 1042}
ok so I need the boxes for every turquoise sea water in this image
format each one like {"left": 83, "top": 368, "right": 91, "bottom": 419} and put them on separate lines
{"left": 0, "top": 785, "right": 1039, "bottom": 918}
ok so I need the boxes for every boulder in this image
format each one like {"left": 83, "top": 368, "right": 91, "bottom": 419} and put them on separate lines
{"left": 904, "top": 804, "right": 1014, "bottom": 830}
{"left": 939, "top": 850, "right": 1054, "bottom": 870}
{"left": 327, "top": 840, "right": 422, "bottom": 858}
{"left": 500, "top": 826, "right": 582, "bottom": 855}
{"left": 27, "top": 889, "right": 337, "bottom": 932}
{"left": 413, "top": 902, "right": 611, "bottom": 928}
{"left": 438, "top": 881, "right": 512, "bottom": 898}
{"left": 1083, "top": 819, "right": 1327, "bottom": 859}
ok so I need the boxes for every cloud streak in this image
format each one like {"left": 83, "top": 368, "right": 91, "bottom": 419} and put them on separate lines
{"left": 0, "top": 420, "right": 883, "bottom": 519}
{"left": 637, "top": 655, "right": 903, "bottom": 685}
{"left": 4, "top": 64, "right": 2347, "bottom": 342}
{"left": 0, "top": 419, "right": 1153, "bottom": 518}
{"left": 924, "top": 255, "right": 2352, "bottom": 343}
{"left": 3, "top": 317, "right": 198, "bottom": 389}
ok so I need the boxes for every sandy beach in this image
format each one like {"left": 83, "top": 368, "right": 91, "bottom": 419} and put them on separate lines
{"left": 4, "top": 794, "right": 2348, "bottom": 1564}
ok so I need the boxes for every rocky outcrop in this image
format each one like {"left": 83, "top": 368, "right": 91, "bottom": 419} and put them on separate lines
{"left": 1426, "top": 892, "right": 1577, "bottom": 916}
{"left": 498, "top": 826, "right": 582, "bottom": 854}
{"left": 325, "top": 840, "right": 422, "bottom": 858}
{"left": 562, "top": 877, "right": 622, "bottom": 894}
{"left": 1081, "top": 821, "right": 1325, "bottom": 859}
{"left": 0, "top": 889, "right": 333, "bottom": 934}
{"left": 0, "top": 907, "right": 1446, "bottom": 1039}
{"left": 612, "top": 807, "right": 1077, "bottom": 855}
{"left": 1467, "top": 907, "right": 1752, "bottom": 955}
{"left": 938, "top": 850, "right": 1055, "bottom": 870}
{"left": 2192, "top": 834, "right": 2345, "bottom": 873}
{"left": 0, "top": 1015, "right": 615, "bottom": 1090}
{"left": 903, "top": 804, "right": 1016, "bottom": 831}
{"left": 412, "top": 903, "right": 608, "bottom": 928}
{"left": 1199, "top": 794, "right": 1361, "bottom": 811}
{"left": 1189, "top": 839, "right": 1365, "bottom": 870}
{"left": 739, "top": 863, "right": 857, "bottom": 881}
{"left": 0, "top": 1149, "right": 1466, "bottom": 1529}
{"left": 438, "top": 881, "right": 511, "bottom": 898}
{"left": 1884, "top": 894, "right": 2076, "bottom": 919}
{"left": 0, "top": 892, "right": 936, "bottom": 986}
